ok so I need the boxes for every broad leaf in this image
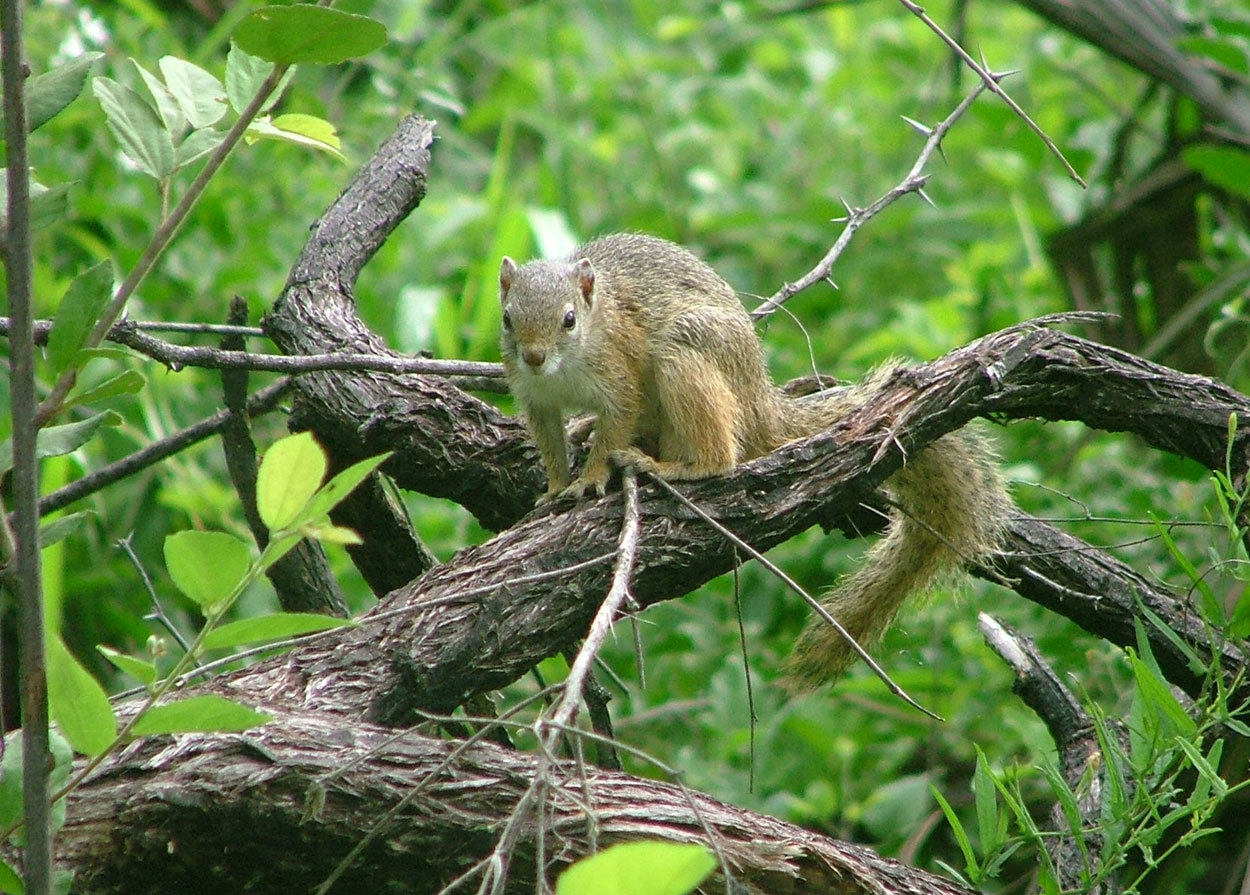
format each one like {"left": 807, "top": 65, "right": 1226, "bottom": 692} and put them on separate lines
{"left": 132, "top": 58, "right": 186, "bottom": 136}
{"left": 1183, "top": 145, "right": 1250, "bottom": 201}
{"left": 160, "top": 56, "right": 228, "bottom": 129}
{"left": 164, "top": 530, "right": 252, "bottom": 610}
{"left": 556, "top": 842, "right": 715, "bottom": 895}
{"left": 202, "top": 612, "right": 355, "bottom": 651}
{"left": 247, "top": 113, "right": 345, "bottom": 160}
{"left": 47, "top": 633, "right": 117, "bottom": 757}
{"left": 295, "top": 450, "right": 392, "bottom": 530}
{"left": 233, "top": 6, "right": 387, "bottom": 65}
{"left": 256, "top": 431, "right": 326, "bottom": 531}
{"left": 20, "top": 52, "right": 103, "bottom": 134}
{"left": 130, "top": 694, "right": 271, "bottom": 736}
{"left": 225, "top": 42, "right": 293, "bottom": 115}
{"left": 0, "top": 858, "right": 21, "bottom": 893}
{"left": 62, "top": 369, "right": 146, "bottom": 413}
{"left": 40, "top": 511, "right": 93, "bottom": 549}
{"left": 0, "top": 411, "right": 120, "bottom": 474}
{"left": 174, "top": 128, "right": 226, "bottom": 169}
{"left": 97, "top": 644, "right": 158, "bottom": 687}
{"left": 92, "top": 77, "right": 176, "bottom": 179}
{"left": 46, "top": 260, "right": 114, "bottom": 374}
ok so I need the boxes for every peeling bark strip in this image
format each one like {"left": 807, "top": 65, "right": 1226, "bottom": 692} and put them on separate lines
{"left": 61, "top": 712, "right": 974, "bottom": 895}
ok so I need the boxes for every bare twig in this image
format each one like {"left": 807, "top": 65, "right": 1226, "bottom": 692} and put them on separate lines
{"left": 896, "top": 0, "right": 1086, "bottom": 186}
{"left": 0, "top": 315, "right": 264, "bottom": 342}
{"left": 117, "top": 534, "right": 191, "bottom": 655}
{"left": 2, "top": 0, "right": 54, "bottom": 889}
{"left": 642, "top": 473, "right": 942, "bottom": 721}
{"left": 753, "top": 81, "right": 989, "bottom": 316}
{"left": 105, "top": 320, "right": 500, "bottom": 377}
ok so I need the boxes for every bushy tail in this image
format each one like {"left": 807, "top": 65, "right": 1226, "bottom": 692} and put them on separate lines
{"left": 784, "top": 424, "right": 1008, "bottom": 690}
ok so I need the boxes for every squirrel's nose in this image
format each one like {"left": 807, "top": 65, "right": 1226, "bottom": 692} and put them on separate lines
{"left": 523, "top": 347, "right": 547, "bottom": 369}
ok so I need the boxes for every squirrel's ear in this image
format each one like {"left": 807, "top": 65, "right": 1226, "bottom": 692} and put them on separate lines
{"left": 573, "top": 258, "right": 596, "bottom": 305}
{"left": 499, "top": 257, "right": 517, "bottom": 302}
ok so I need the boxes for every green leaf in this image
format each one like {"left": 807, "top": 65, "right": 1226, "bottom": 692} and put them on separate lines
{"left": 225, "top": 42, "right": 293, "bottom": 115}
{"left": 29, "top": 179, "right": 73, "bottom": 231}
{"left": 202, "top": 612, "right": 355, "bottom": 651}
{"left": 130, "top": 694, "right": 271, "bottom": 736}
{"left": 22, "top": 53, "right": 104, "bottom": 134}
{"left": 159, "top": 56, "right": 228, "bottom": 129}
{"left": 40, "top": 511, "right": 93, "bottom": 549}
{"left": 96, "top": 644, "right": 158, "bottom": 687}
{"left": 295, "top": 450, "right": 392, "bottom": 530}
{"left": 556, "top": 842, "right": 715, "bottom": 895}
{"left": 92, "top": 76, "right": 176, "bottom": 179}
{"left": 1183, "top": 145, "right": 1250, "bottom": 202}
{"left": 0, "top": 410, "right": 120, "bottom": 474}
{"left": 164, "top": 530, "right": 253, "bottom": 610}
{"left": 256, "top": 431, "right": 327, "bottom": 531}
{"left": 0, "top": 858, "right": 22, "bottom": 893}
{"left": 1130, "top": 629, "right": 1197, "bottom": 738}
{"left": 47, "top": 633, "right": 118, "bottom": 757}
{"left": 62, "top": 369, "right": 147, "bottom": 412}
{"left": 1177, "top": 35, "right": 1249, "bottom": 75}
{"left": 226, "top": 42, "right": 272, "bottom": 113}
{"left": 0, "top": 174, "right": 73, "bottom": 233}
{"left": 174, "top": 128, "right": 226, "bottom": 170}
{"left": 233, "top": 6, "right": 387, "bottom": 65}
{"left": 930, "top": 786, "right": 980, "bottom": 878}
{"left": 302, "top": 523, "right": 362, "bottom": 546}
{"left": 247, "top": 113, "right": 345, "bottom": 161}
{"left": 46, "top": 260, "right": 114, "bottom": 374}
{"left": 973, "top": 748, "right": 1002, "bottom": 855}
{"left": 132, "top": 58, "right": 186, "bottom": 136}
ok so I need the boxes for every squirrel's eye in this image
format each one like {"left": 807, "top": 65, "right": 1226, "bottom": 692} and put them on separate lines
{"left": 501, "top": 309, "right": 512, "bottom": 330}
{"left": 562, "top": 309, "right": 576, "bottom": 329}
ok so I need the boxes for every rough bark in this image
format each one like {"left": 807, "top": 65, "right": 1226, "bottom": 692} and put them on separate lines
{"left": 60, "top": 710, "right": 974, "bottom": 895}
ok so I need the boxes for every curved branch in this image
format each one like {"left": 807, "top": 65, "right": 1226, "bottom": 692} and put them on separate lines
{"left": 60, "top": 711, "right": 975, "bottom": 895}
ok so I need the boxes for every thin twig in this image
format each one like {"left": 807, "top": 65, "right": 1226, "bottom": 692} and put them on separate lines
{"left": 0, "top": 316, "right": 265, "bottom": 341}
{"left": 642, "top": 472, "right": 942, "bottom": 721}
{"left": 117, "top": 534, "right": 191, "bottom": 654}
{"left": 38, "top": 378, "right": 293, "bottom": 517}
{"left": 896, "top": 0, "right": 1086, "bottom": 187}
{"left": 753, "top": 81, "right": 990, "bottom": 316}
{"left": 105, "top": 320, "right": 501, "bottom": 378}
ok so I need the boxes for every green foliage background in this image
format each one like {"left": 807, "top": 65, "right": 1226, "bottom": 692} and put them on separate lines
{"left": 8, "top": 0, "right": 1250, "bottom": 891}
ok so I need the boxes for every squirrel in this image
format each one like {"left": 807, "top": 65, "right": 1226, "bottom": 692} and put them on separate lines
{"left": 498, "top": 233, "right": 1009, "bottom": 687}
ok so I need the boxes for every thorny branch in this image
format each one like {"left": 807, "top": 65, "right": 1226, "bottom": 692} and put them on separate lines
{"left": 896, "top": 0, "right": 1087, "bottom": 186}
{"left": 754, "top": 78, "right": 988, "bottom": 316}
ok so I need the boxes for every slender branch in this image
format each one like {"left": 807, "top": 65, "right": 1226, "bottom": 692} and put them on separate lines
{"left": 107, "top": 320, "right": 500, "bottom": 377}
{"left": 34, "top": 63, "right": 291, "bottom": 428}
{"left": 2, "top": 0, "right": 53, "bottom": 889}
{"left": 753, "top": 80, "right": 989, "bottom": 316}
{"left": 896, "top": 0, "right": 1086, "bottom": 186}
{"left": 1, "top": 316, "right": 263, "bottom": 341}
{"left": 38, "top": 378, "right": 292, "bottom": 516}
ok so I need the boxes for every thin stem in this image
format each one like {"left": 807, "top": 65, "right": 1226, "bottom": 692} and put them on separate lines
{"left": 2, "top": 0, "right": 53, "bottom": 890}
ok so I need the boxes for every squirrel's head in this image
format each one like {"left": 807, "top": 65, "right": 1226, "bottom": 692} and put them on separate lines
{"left": 499, "top": 256, "right": 598, "bottom": 377}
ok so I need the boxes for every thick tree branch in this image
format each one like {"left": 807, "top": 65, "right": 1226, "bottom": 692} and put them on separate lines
{"left": 59, "top": 710, "right": 975, "bottom": 895}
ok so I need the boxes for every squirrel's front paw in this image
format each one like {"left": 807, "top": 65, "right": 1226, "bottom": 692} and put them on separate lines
{"left": 609, "top": 448, "right": 657, "bottom": 473}
{"left": 556, "top": 473, "right": 608, "bottom": 502}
